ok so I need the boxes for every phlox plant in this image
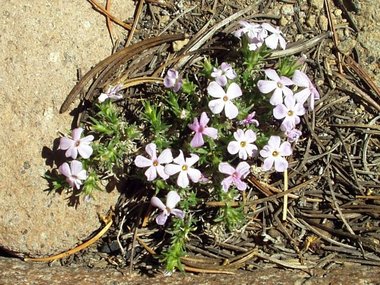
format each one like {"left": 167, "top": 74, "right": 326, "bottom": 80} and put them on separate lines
{"left": 50, "top": 21, "right": 320, "bottom": 273}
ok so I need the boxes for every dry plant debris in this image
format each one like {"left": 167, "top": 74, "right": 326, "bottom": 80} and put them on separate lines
{"left": 36, "top": 0, "right": 379, "bottom": 276}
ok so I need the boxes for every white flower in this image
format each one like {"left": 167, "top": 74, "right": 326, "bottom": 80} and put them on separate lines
{"left": 227, "top": 129, "right": 258, "bottom": 160}
{"left": 164, "top": 151, "right": 201, "bottom": 188}
{"left": 151, "top": 191, "right": 184, "bottom": 225}
{"left": 59, "top": 127, "right": 94, "bottom": 159}
{"left": 98, "top": 84, "right": 123, "bottom": 103}
{"left": 260, "top": 136, "right": 292, "bottom": 172}
{"left": 261, "top": 23, "right": 287, "bottom": 50}
{"left": 207, "top": 81, "right": 242, "bottom": 119}
{"left": 257, "top": 69, "right": 293, "bottom": 106}
{"left": 273, "top": 94, "right": 306, "bottom": 131}
{"left": 210, "top": 62, "right": 237, "bottom": 86}
{"left": 134, "top": 143, "right": 173, "bottom": 181}
{"left": 59, "top": 160, "right": 87, "bottom": 189}
{"left": 292, "top": 70, "right": 320, "bottom": 110}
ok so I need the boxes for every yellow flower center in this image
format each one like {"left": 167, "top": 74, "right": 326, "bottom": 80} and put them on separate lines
{"left": 153, "top": 160, "right": 159, "bottom": 166}
{"left": 75, "top": 141, "right": 80, "bottom": 147}
{"left": 287, "top": 110, "right": 294, "bottom": 116}
{"left": 223, "top": 95, "right": 228, "bottom": 102}
{"left": 240, "top": 141, "right": 246, "bottom": 148}
{"left": 277, "top": 82, "right": 283, "bottom": 88}
{"left": 182, "top": 165, "right": 188, "bottom": 171}
{"left": 272, "top": 150, "right": 279, "bottom": 157}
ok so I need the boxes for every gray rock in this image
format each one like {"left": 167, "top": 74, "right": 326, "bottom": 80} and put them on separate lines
{"left": 0, "top": 0, "right": 133, "bottom": 257}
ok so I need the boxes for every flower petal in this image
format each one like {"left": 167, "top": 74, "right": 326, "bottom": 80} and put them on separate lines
{"left": 58, "top": 162, "right": 71, "bottom": 177}
{"left": 187, "top": 168, "right": 202, "bottom": 183}
{"left": 224, "top": 101, "right": 239, "bottom": 119}
{"left": 262, "top": 157, "right": 275, "bottom": 171}
{"left": 145, "top": 166, "right": 157, "bottom": 181}
{"left": 258, "top": 80, "right": 277, "bottom": 94}
{"left": 151, "top": 197, "right": 166, "bottom": 211}
{"left": 65, "top": 147, "right": 78, "bottom": 159}
{"left": 264, "top": 69, "right": 280, "bottom": 81}
{"left": 171, "top": 209, "right": 185, "bottom": 219}
{"left": 270, "top": 88, "right": 284, "bottom": 105}
{"left": 173, "top": 150, "right": 185, "bottom": 165}
{"left": 186, "top": 154, "right": 199, "bottom": 167}
{"left": 292, "top": 70, "right": 309, "bottom": 88}
{"left": 226, "top": 82, "right": 242, "bottom": 100}
{"left": 71, "top": 128, "right": 83, "bottom": 141}
{"left": 227, "top": 141, "right": 240, "bottom": 155}
{"left": 236, "top": 162, "right": 250, "bottom": 178}
{"left": 190, "top": 132, "right": 204, "bottom": 148}
{"left": 203, "top": 127, "right": 218, "bottom": 139}
{"left": 218, "top": 162, "right": 235, "bottom": 175}
{"left": 166, "top": 191, "right": 180, "bottom": 209}
{"left": 208, "top": 99, "right": 224, "bottom": 115}
{"left": 279, "top": 141, "right": 293, "bottom": 156}
{"left": 207, "top": 81, "right": 225, "bottom": 98}
{"left": 59, "top": 137, "right": 74, "bottom": 150}
{"left": 177, "top": 171, "right": 190, "bottom": 188}
{"left": 164, "top": 164, "right": 182, "bottom": 176}
{"left": 268, "top": 136, "right": 281, "bottom": 149}
{"left": 199, "top": 112, "right": 210, "bottom": 127}
{"left": 145, "top": 143, "right": 157, "bottom": 159}
{"left": 81, "top": 135, "right": 94, "bottom": 143}
{"left": 78, "top": 144, "right": 93, "bottom": 159}
{"left": 156, "top": 165, "right": 169, "bottom": 180}
{"left": 134, "top": 155, "right": 152, "bottom": 168}
{"left": 221, "top": 177, "right": 233, "bottom": 192}
{"left": 156, "top": 212, "right": 168, "bottom": 225}
{"left": 274, "top": 157, "right": 288, "bottom": 172}
{"left": 273, "top": 104, "right": 287, "bottom": 120}
{"left": 70, "top": 160, "right": 83, "bottom": 175}
{"left": 157, "top": 149, "right": 173, "bottom": 164}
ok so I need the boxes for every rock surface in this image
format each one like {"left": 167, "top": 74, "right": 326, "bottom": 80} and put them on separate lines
{"left": 0, "top": 0, "right": 133, "bottom": 257}
{"left": 1, "top": 257, "right": 380, "bottom": 285}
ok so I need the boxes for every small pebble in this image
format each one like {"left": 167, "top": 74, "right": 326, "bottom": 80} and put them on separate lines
{"left": 310, "top": 0, "right": 324, "bottom": 10}
{"left": 306, "top": 15, "right": 316, "bottom": 28}
{"left": 334, "top": 9, "right": 342, "bottom": 17}
{"left": 279, "top": 16, "right": 289, "bottom": 27}
{"left": 281, "top": 4, "right": 294, "bottom": 16}
{"left": 319, "top": 15, "right": 329, "bottom": 31}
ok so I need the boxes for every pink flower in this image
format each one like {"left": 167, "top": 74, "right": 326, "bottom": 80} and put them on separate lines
{"left": 134, "top": 143, "right": 173, "bottom": 181}
{"left": 59, "top": 127, "right": 94, "bottom": 159}
{"left": 227, "top": 129, "right": 258, "bottom": 160}
{"left": 261, "top": 23, "right": 286, "bottom": 50}
{"left": 283, "top": 127, "right": 302, "bottom": 143}
{"left": 259, "top": 136, "right": 292, "bottom": 172}
{"left": 211, "top": 62, "right": 237, "bottom": 86}
{"left": 257, "top": 69, "right": 293, "bottom": 105}
{"left": 219, "top": 162, "right": 250, "bottom": 192}
{"left": 164, "top": 69, "right": 182, "bottom": 92}
{"left": 207, "top": 81, "right": 242, "bottom": 119}
{"left": 188, "top": 112, "right": 218, "bottom": 148}
{"left": 239, "top": 112, "right": 259, "bottom": 126}
{"left": 164, "top": 151, "right": 201, "bottom": 188}
{"left": 59, "top": 160, "right": 87, "bottom": 189}
{"left": 151, "top": 191, "right": 184, "bottom": 225}
{"left": 273, "top": 94, "right": 306, "bottom": 131}
{"left": 292, "top": 70, "right": 320, "bottom": 110}
{"left": 98, "top": 84, "right": 123, "bottom": 103}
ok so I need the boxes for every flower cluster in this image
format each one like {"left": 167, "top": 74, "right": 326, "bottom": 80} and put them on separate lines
{"left": 138, "top": 22, "right": 320, "bottom": 231}
{"left": 234, "top": 21, "right": 287, "bottom": 51}
{"left": 51, "top": 20, "right": 321, "bottom": 273}
{"left": 58, "top": 127, "right": 94, "bottom": 189}
{"left": 258, "top": 68, "right": 320, "bottom": 136}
